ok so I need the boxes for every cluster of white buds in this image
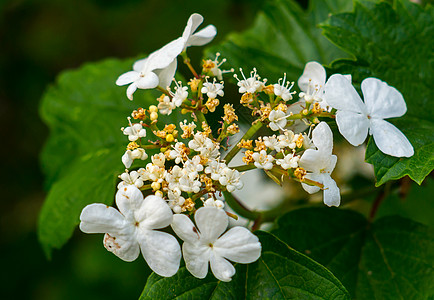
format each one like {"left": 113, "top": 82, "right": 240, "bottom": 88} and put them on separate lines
{"left": 79, "top": 11, "right": 414, "bottom": 284}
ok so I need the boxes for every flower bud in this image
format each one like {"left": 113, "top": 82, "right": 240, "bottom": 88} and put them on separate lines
{"left": 150, "top": 112, "right": 158, "bottom": 121}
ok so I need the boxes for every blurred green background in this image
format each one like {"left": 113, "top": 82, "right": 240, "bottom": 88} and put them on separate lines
{"left": 0, "top": 0, "right": 270, "bottom": 298}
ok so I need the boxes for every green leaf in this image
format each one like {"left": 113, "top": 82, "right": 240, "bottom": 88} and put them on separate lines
{"left": 321, "top": 0, "right": 434, "bottom": 185}
{"left": 205, "top": 0, "right": 352, "bottom": 81}
{"left": 272, "top": 208, "right": 434, "bottom": 299}
{"left": 38, "top": 58, "right": 164, "bottom": 257}
{"left": 140, "top": 231, "right": 350, "bottom": 299}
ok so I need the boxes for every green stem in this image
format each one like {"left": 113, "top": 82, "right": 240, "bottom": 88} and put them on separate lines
{"left": 181, "top": 51, "right": 199, "bottom": 79}
{"left": 232, "top": 164, "right": 256, "bottom": 172}
{"left": 223, "top": 191, "right": 260, "bottom": 220}
{"left": 224, "top": 121, "right": 263, "bottom": 164}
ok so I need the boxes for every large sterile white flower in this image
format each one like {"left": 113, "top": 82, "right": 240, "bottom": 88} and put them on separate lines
{"left": 116, "top": 13, "right": 216, "bottom": 100}
{"left": 323, "top": 75, "right": 414, "bottom": 157}
{"left": 299, "top": 122, "right": 340, "bottom": 207}
{"left": 116, "top": 38, "right": 185, "bottom": 100}
{"left": 181, "top": 13, "right": 217, "bottom": 51}
{"left": 171, "top": 207, "right": 261, "bottom": 282}
{"left": 79, "top": 185, "right": 181, "bottom": 277}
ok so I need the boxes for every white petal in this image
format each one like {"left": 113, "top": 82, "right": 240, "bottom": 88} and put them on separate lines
{"left": 116, "top": 71, "right": 140, "bottom": 86}
{"left": 209, "top": 253, "right": 235, "bottom": 282}
{"left": 122, "top": 151, "right": 133, "bottom": 168}
{"left": 213, "top": 227, "right": 261, "bottom": 263}
{"left": 301, "top": 173, "right": 322, "bottom": 194}
{"left": 79, "top": 203, "right": 127, "bottom": 234}
{"left": 115, "top": 185, "right": 144, "bottom": 220}
{"left": 370, "top": 118, "right": 414, "bottom": 157}
{"left": 145, "top": 37, "right": 184, "bottom": 72}
{"left": 137, "top": 230, "right": 181, "bottom": 277}
{"left": 182, "top": 13, "right": 204, "bottom": 41}
{"left": 171, "top": 214, "right": 201, "bottom": 244}
{"left": 182, "top": 242, "right": 211, "bottom": 279}
{"left": 126, "top": 83, "right": 138, "bottom": 100}
{"left": 326, "top": 154, "right": 338, "bottom": 174}
{"left": 136, "top": 195, "right": 173, "bottom": 230}
{"left": 195, "top": 207, "right": 228, "bottom": 243}
{"left": 133, "top": 58, "right": 148, "bottom": 72}
{"left": 299, "top": 149, "right": 323, "bottom": 173}
{"left": 335, "top": 110, "right": 370, "bottom": 146}
{"left": 135, "top": 72, "right": 159, "bottom": 89}
{"left": 323, "top": 74, "right": 366, "bottom": 113}
{"left": 187, "top": 25, "right": 217, "bottom": 47}
{"left": 155, "top": 59, "right": 177, "bottom": 89}
{"left": 312, "top": 122, "right": 333, "bottom": 154}
{"left": 361, "top": 78, "right": 407, "bottom": 119}
{"left": 322, "top": 175, "right": 341, "bottom": 207}
{"left": 298, "top": 61, "right": 326, "bottom": 92}
{"left": 103, "top": 233, "right": 140, "bottom": 262}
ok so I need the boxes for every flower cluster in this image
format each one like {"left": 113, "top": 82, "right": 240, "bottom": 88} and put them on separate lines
{"left": 79, "top": 12, "right": 414, "bottom": 282}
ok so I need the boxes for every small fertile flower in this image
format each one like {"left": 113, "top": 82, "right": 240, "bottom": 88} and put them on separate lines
{"left": 117, "top": 170, "right": 144, "bottom": 189}
{"left": 169, "top": 80, "right": 188, "bottom": 107}
{"left": 203, "top": 198, "right": 225, "bottom": 209}
{"left": 268, "top": 109, "right": 287, "bottom": 131}
{"left": 201, "top": 78, "right": 224, "bottom": 99}
{"left": 202, "top": 53, "right": 233, "bottom": 80}
{"left": 276, "top": 154, "right": 300, "bottom": 170}
{"left": 297, "top": 61, "right": 326, "bottom": 105}
{"left": 122, "top": 148, "right": 148, "bottom": 168}
{"left": 299, "top": 122, "right": 340, "bottom": 207}
{"left": 157, "top": 95, "right": 176, "bottom": 115}
{"left": 218, "top": 167, "right": 244, "bottom": 192}
{"left": 234, "top": 68, "right": 265, "bottom": 94}
{"left": 116, "top": 38, "right": 185, "bottom": 100}
{"left": 323, "top": 75, "right": 414, "bottom": 157}
{"left": 274, "top": 73, "right": 295, "bottom": 101}
{"left": 79, "top": 185, "right": 181, "bottom": 277}
{"left": 181, "top": 13, "right": 217, "bottom": 51}
{"left": 171, "top": 207, "right": 261, "bottom": 282}
{"left": 252, "top": 150, "right": 274, "bottom": 170}
{"left": 122, "top": 118, "right": 146, "bottom": 142}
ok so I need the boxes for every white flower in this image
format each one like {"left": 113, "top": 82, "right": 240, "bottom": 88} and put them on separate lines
{"left": 122, "top": 118, "right": 146, "bottom": 142}
{"left": 268, "top": 109, "right": 287, "bottom": 131}
{"left": 169, "top": 142, "right": 187, "bottom": 164}
{"left": 298, "top": 61, "right": 326, "bottom": 104}
{"left": 167, "top": 188, "right": 185, "bottom": 214}
{"left": 206, "top": 52, "right": 233, "bottom": 80}
{"left": 116, "top": 38, "right": 185, "bottom": 100}
{"left": 171, "top": 207, "right": 261, "bottom": 282}
{"left": 298, "top": 61, "right": 352, "bottom": 110}
{"left": 157, "top": 95, "right": 176, "bottom": 115}
{"left": 181, "top": 13, "right": 217, "bottom": 51}
{"left": 323, "top": 75, "right": 414, "bottom": 157}
{"left": 219, "top": 167, "right": 244, "bottom": 192}
{"left": 234, "top": 68, "right": 265, "bottom": 94}
{"left": 299, "top": 122, "right": 340, "bottom": 207}
{"left": 201, "top": 78, "right": 224, "bottom": 99}
{"left": 203, "top": 198, "right": 225, "bottom": 209}
{"left": 121, "top": 148, "right": 148, "bottom": 169}
{"left": 169, "top": 80, "right": 188, "bottom": 107}
{"left": 79, "top": 185, "right": 181, "bottom": 277}
{"left": 179, "top": 174, "right": 201, "bottom": 193}
{"left": 204, "top": 160, "right": 227, "bottom": 181}
{"left": 274, "top": 73, "right": 295, "bottom": 101}
{"left": 117, "top": 170, "right": 144, "bottom": 189}
{"left": 277, "top": 131, "right": 296, "bottom": 150}
{"left": 151, "top": 153, "right": 166, "bottom": 168}
{"left": 276, "top": 154, "right": 300, "bottom": 170}
{"left": 252, "top": 150, "right": 274, "bottom": 170}
{"left": 263, "top": 135, "right": 280, "bottom": 152}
